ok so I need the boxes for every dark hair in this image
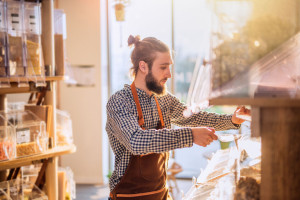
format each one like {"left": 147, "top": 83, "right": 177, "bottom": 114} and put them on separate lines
{"left": 128, "top": 35, "right": 170, "bottom": 78}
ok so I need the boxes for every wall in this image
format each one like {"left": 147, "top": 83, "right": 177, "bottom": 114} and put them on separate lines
{"left": 57, "top": 0, "right": 103, "bottom": 184}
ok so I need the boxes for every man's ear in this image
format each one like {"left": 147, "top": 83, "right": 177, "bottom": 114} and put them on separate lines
{"left": 139, "top": 61, "right": 148, "bottom": 73}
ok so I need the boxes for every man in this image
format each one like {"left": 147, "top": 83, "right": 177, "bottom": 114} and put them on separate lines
{"left": 106, "top": 35, "right": 249, "bottom": 200}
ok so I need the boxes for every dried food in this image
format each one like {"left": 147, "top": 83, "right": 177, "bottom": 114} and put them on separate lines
{"left": 16, "top": 141, "right": 42, "bottom": 157}
{"left": 234, "top": 177, "right": 260, "bottom": 200}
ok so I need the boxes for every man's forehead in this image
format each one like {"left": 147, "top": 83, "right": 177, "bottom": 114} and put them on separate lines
{"left": 154, "top": 52, "right": 173, "bottom": 64}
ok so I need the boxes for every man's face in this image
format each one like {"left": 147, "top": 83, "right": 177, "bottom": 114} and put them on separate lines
{"left": 145, "top": 52, "right": 172, "bottom": 95}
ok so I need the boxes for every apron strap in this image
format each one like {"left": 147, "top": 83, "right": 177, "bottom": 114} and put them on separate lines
{"left": 131, "top": 83, "right": 145, "bottom": 128}
{"left": 131, "top": 82, "right": 164, "bottom": 129}
{"left": 154, "top": 96, "right": 165, "bottom": 128}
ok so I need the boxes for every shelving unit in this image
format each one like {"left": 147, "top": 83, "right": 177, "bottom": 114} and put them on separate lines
{"left": 209, "top": 97, "right": 300, "bottom": 200}
{"left": 0, "top": 1, "right": 75, "bottom": 200}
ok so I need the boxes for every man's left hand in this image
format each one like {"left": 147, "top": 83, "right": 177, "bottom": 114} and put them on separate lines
{"left": 232, "top": 106, "right": 251, "bottom": 124}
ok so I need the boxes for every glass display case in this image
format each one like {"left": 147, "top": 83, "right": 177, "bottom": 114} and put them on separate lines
{"left": 210, "top": 0, "right": 300, "bottom": 98}
{"left": 188, "top": 0, "right": 300, "bottom": 105}
{"left": 0, "top": 110, "right": 48, "bottom": 158}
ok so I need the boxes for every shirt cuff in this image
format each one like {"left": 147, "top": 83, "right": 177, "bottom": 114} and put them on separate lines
{"left": 176, "top": 127, "right": 193, "bottom": 148}
{"left": 226, "top": 114, "right": 241, "bottom": 129}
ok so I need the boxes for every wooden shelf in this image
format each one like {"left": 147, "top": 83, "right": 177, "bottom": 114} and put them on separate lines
{"left": 209, "top": 97, "right": 300, "bottom": 107}
{"left": 0, "top": 76, "right": 65, "bottom": 94}
{"left": 0, "top": 144, "right": 76, "bottom": 170}
{"left": 0, "top": 76, "right": 65, "bottom": 83}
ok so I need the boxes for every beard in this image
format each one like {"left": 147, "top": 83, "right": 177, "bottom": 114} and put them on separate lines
{"left": 145, "top": 71, "right": 167, "bottom": 95}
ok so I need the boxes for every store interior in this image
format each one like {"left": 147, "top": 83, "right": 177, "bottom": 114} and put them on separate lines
{"left": 0, "top": 0, "right": 299, "bottom": 200}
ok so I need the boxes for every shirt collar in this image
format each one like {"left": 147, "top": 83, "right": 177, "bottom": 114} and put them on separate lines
{"left": 124, "top": 84, "right": 154, "bottom": 98}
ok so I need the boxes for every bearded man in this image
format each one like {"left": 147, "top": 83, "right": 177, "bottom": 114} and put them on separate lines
{"left": 106, "top": 35, "right": 249, "bottom": 200}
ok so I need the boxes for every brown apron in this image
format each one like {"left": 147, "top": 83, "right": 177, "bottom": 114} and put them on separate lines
{"left": 110, "top": 83, "right": 172, "bottom": 200}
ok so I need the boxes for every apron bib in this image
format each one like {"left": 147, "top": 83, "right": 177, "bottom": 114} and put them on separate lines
{"left": 110, "top": 83, "right": 172, "bottom": 200}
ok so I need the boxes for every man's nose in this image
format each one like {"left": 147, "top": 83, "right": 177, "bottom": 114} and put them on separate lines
{"left": 166, "top": 68, "right": 172, "bottom": 78}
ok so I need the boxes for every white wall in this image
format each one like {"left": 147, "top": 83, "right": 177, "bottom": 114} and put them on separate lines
{"left": 57, "top": 0, "right": 103, "bottom": 184}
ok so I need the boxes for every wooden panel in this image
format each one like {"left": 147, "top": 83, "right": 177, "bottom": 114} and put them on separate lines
{"left": 209, "top": 97, "right": 300, "bottom": 107}
{"left": 251, "top": 106, "right": 260, "bottom": 137}
{"left": 261, "top": 107, "right": 300, "bottom": 200}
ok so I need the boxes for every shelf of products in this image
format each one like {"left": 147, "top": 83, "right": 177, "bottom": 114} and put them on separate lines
{"left": 0, "top": 0, "right": 73, "bottom": 200}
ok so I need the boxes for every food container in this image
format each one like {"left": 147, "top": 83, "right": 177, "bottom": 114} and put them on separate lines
{"left": 0, "top": 115, "right": 15, "bottom": 161}
{"left": 23, "top": 1, "right": 44, "bottom": 76}
{"left": 0, "top": 110, "right": 48, "bottom": 158}
{"left": 6, "top": 0, "right": 26, "bottom": 79}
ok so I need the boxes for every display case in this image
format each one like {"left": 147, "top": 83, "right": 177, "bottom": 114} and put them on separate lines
{"left": 0, "top": 179, "right": 48, "bottom": 200}
{"left": 210, "top": 0, "right": 300, "bottom": 99}
{"left": 187, "top": 0, "right": 300, "bottom": 105}
{"left": 0, "top": 110, "right": 48, "bottom": 158}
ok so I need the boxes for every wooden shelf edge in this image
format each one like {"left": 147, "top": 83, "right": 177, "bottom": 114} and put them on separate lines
{"left": 0, "top": 144, "right": 76, "bottom": 170}
{"left": 209, "top": 97, "right": 300, "bottom": 107}
{"left": 0, "top": 76, "right": 65, "bottom": 83}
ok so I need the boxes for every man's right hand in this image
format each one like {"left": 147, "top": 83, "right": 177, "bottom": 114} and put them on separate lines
{"left": 191, "top": 127, "right": 218, "bottom": 147}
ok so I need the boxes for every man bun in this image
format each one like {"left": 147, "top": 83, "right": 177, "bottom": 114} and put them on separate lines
{"left": 128, "top": 35, "right": 141, "bottom": 47}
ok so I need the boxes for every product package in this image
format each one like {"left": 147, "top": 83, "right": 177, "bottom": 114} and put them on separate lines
{"left": 0, "top": 110, "right": 48, "bottom": 158}
{"left": 0, "top": 178, "right": 48, "bottom": 200}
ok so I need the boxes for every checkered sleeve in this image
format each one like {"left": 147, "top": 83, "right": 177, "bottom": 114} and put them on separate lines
{"left": 106, "top": 94, "right": 193, "bottom": 155}
{"left": 168, "top": 94, "right": 240, "bottom": 131}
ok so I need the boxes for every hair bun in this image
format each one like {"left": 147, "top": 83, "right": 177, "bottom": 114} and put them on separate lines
{"left": 128, "top": 35, "right": 140, "bottom": 47}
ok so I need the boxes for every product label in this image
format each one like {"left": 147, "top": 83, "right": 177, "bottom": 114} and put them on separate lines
{"left": 16, "top": 128, "right": 30, "bottom": 144}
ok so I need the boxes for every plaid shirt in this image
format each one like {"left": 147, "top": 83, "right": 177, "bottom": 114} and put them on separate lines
{"left": 106, "top": 84, "right": 239, "bottom": 191}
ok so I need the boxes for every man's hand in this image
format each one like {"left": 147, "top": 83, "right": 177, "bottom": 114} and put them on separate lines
{"left": 232, "top": 106, "right": 251, "bottom": 124}
{"left": 191, "top": 127, "right": 218, "bottom": 147}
